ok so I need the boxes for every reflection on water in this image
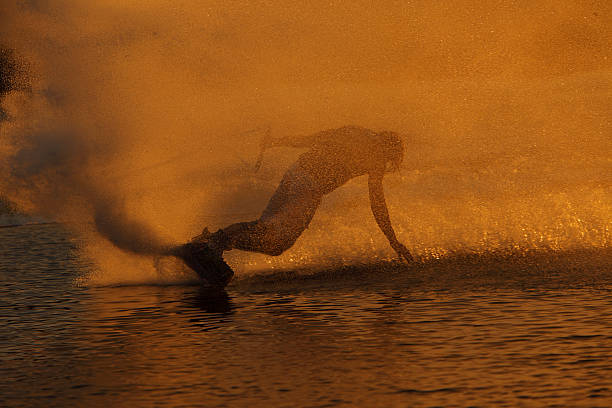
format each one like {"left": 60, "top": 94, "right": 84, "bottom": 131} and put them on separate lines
{"left": 2, "top": 224, "right": 612, "bottom": 407}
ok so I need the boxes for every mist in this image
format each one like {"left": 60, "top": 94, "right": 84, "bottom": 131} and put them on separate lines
{"left": 0, "top": 1, "right": 610, "bottom": 282}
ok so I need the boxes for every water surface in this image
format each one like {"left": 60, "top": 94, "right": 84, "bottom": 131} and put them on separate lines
{"left": 1, "top": 224, "right": 612, "bottom": 407}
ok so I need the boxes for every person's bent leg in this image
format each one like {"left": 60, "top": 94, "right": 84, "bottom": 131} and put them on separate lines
{"left": 209, "top": 218, "right": 302, "bottom": 255}
{"left": 207, "top": 220, "right": 281, "bottom": 255}
{"left": 210, "top": 195, "right": 321, "bottom": 256}
{"left": 207, "top": 163, "right": 321, "bottom": 256}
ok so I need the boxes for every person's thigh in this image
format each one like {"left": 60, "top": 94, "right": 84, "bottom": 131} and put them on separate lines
{"left": 260, "top": 193, "right": 321, "bottom": 248}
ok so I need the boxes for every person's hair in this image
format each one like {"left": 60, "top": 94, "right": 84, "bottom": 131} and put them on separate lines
{"left": 379, "top": 131, "right": 404, "bottom": 172}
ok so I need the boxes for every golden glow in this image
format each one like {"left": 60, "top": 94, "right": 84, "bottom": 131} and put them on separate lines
{"left": 0, "top": 1, "right": 610, "bottom": 283}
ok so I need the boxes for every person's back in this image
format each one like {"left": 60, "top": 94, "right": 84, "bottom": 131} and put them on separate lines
{"left": 290, "top": 126, "right": 391, "bottom": 195}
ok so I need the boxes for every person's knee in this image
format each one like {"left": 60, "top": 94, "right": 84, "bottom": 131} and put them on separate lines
{"left": 260, "top": 228, "right": 299, "bottom": 256}
{"left": 264, "top": 245, "right": 285, "bottom": 256}
{"left": 261, "top": 238, "right": 294, "bottom": 256}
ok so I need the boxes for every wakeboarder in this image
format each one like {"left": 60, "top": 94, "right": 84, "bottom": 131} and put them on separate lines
{"left": 172, "top": 125, "right": 413, "bottom": 287}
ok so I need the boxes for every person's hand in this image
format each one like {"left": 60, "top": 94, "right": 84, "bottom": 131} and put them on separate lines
{"left": 390, "top": 240, "right": 414, "bottom": 263}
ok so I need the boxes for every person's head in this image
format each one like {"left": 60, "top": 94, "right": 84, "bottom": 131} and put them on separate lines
{"left": 379, "top": 131, "right": 404, "bottom": 172}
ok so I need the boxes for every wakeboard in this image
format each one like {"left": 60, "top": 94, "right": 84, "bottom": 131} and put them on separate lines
{"left": 168, "top": 243, "right": 234, "bottom": 288}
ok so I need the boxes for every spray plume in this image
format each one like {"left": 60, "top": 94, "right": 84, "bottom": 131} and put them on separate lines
{"left": 0, "top": 1, "right": 610, "bottom": 283}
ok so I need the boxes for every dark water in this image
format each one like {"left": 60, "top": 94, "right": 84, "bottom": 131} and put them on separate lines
{"left": 2, "top": 224, "right": 612, "bottom": 407}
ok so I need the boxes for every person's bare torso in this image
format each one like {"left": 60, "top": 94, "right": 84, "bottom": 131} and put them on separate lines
{"left": 295, "top": 126, "right": 386, "bottom": 195}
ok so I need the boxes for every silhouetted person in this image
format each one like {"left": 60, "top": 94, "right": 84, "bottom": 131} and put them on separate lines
{"left": 174, "top": 125, "right": 412, "bottom": 286}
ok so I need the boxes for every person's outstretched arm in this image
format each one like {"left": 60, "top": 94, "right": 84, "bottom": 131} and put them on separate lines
{"left": 254, "top": 129, "right": 334, "bottom": 171}
{"left": 266, "top": 129, "right": 333, "bottom": 149}
{"left": 368, "top": 170, "right": 414, "bottom": 262}
{"left": 263, "top": 125, "right": 367, "bottom": 150}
